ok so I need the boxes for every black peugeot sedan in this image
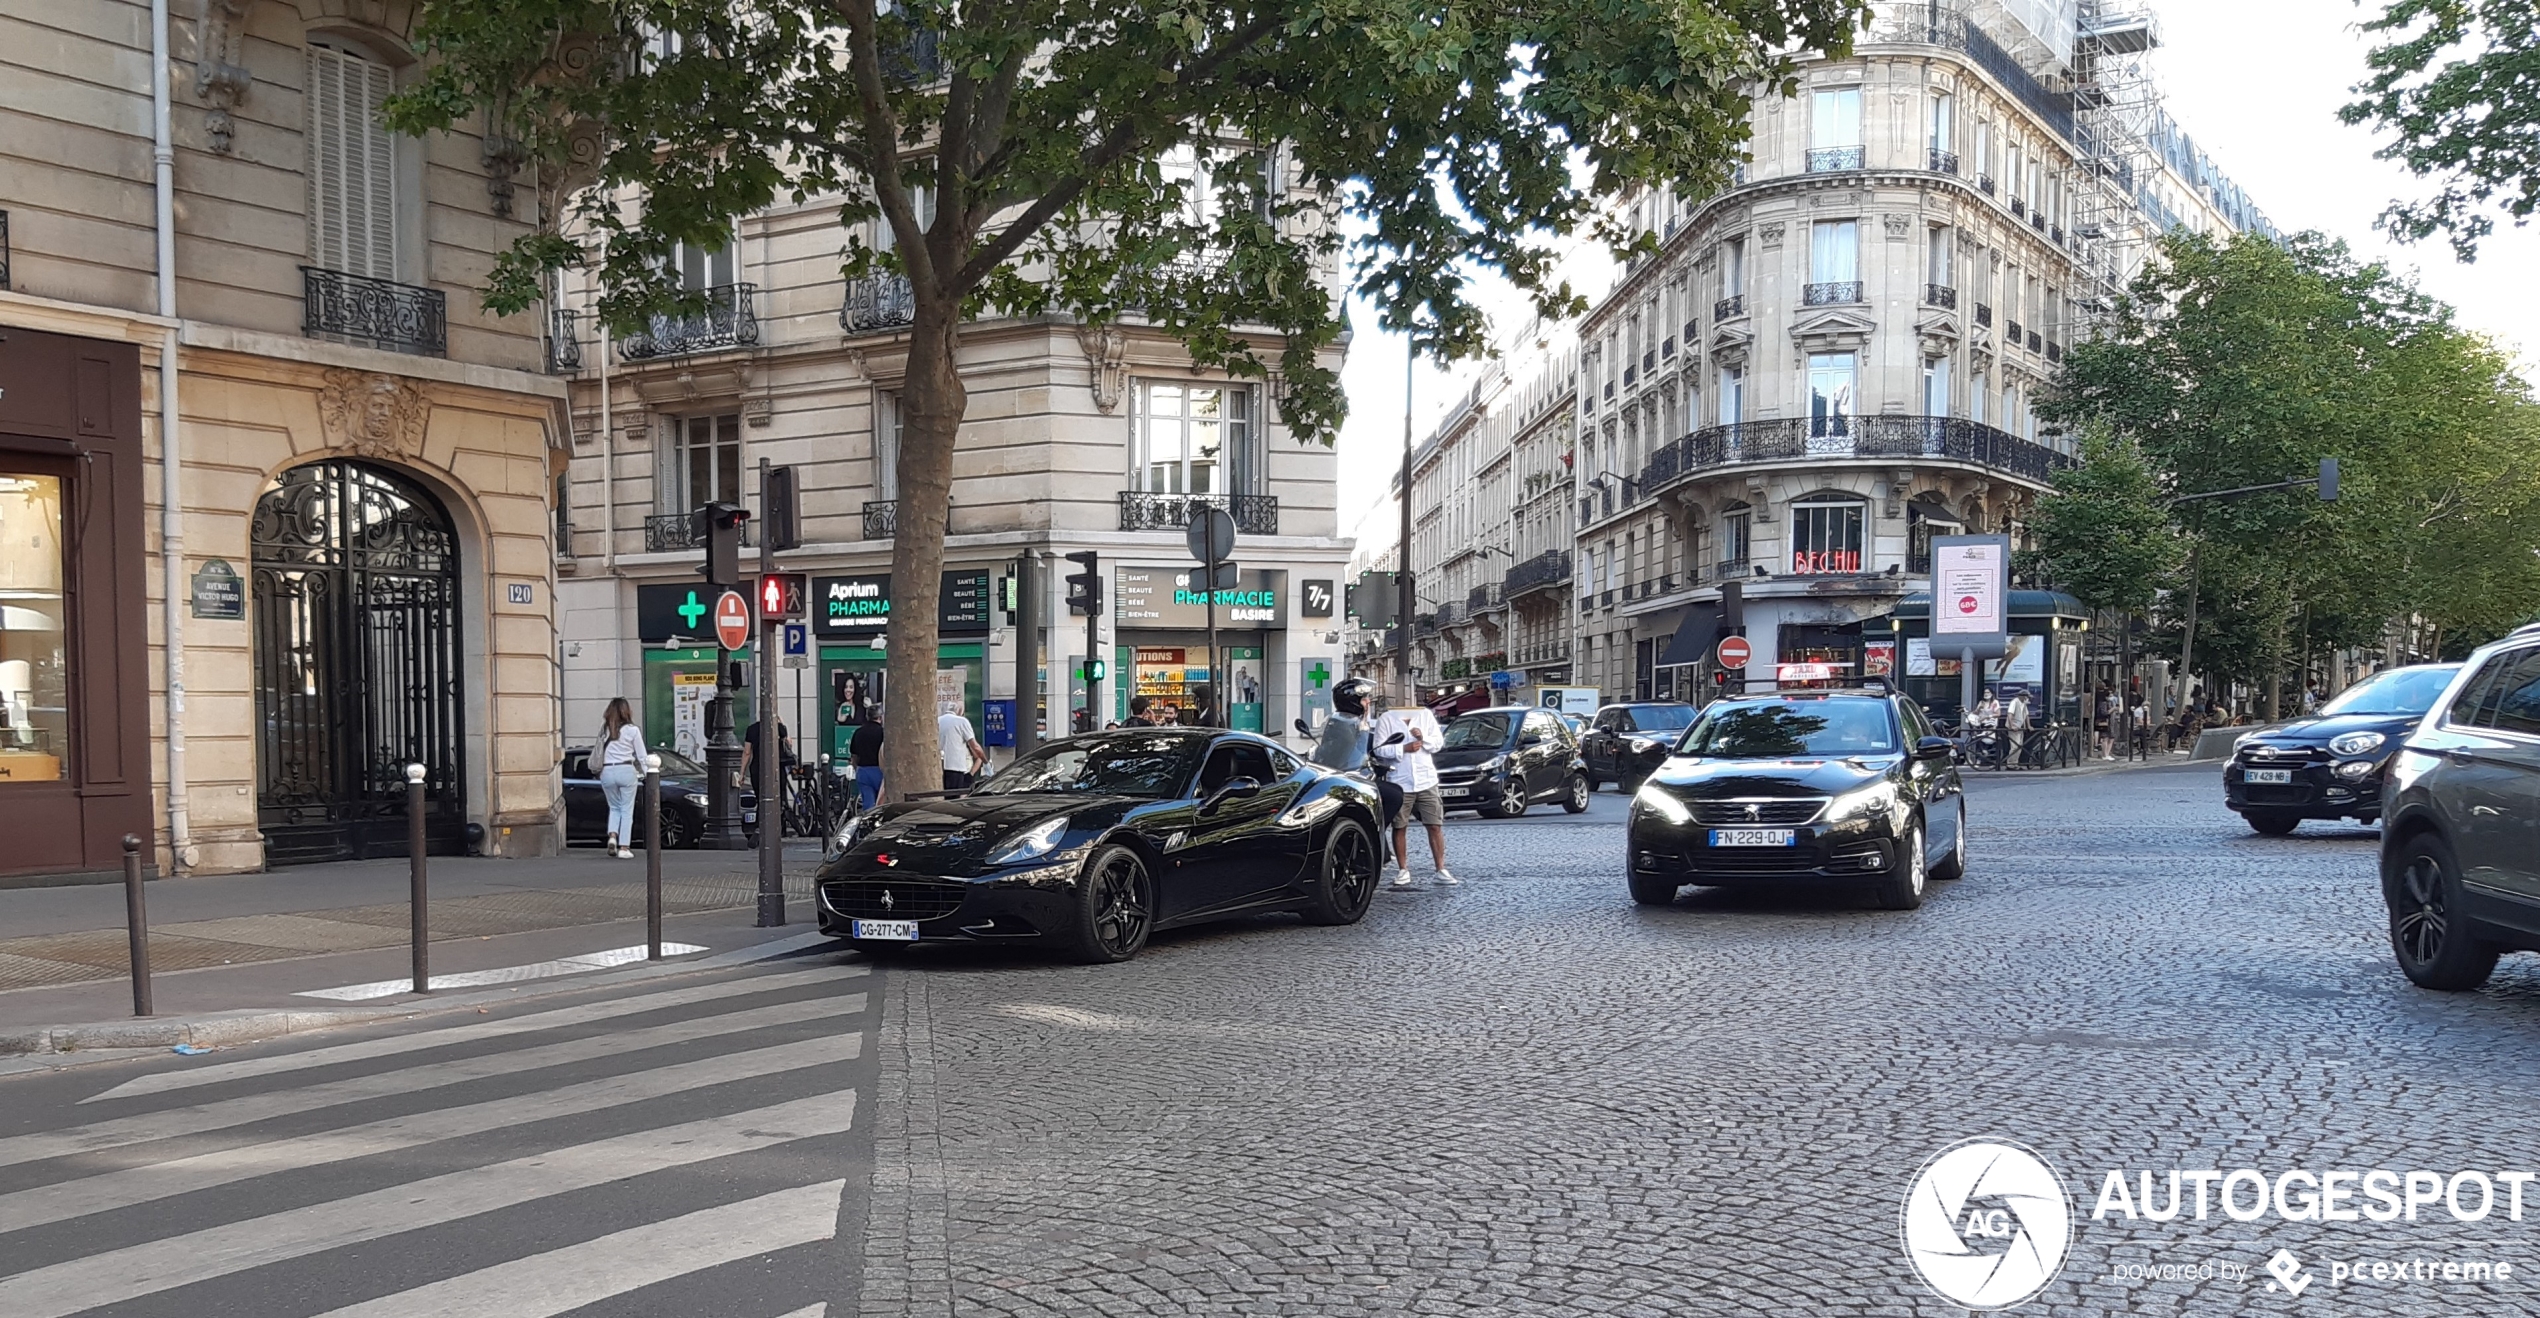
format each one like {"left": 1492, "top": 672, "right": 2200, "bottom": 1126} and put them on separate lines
{"left": 1433, "top": 706, "right": 1590, "bottom": 817}
{"left": 1581, "top": 702, "right": 1699, "bottom": 792}
{"left": 560, "top": 746, "right": 755, "bottom": 848}
{"left": 815, "top": 728, "right": 1386, "bottom": 963}
{"left": 2224, "top": 663, "right": 2463, "bottom": 835}
{"left": 1625, "top": 689, "right": 1966, "bottom": 910}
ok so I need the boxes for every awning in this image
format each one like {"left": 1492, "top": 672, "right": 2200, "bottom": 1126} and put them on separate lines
{"left": 1656, "top": 605, "right": 1724, "bottom": 668}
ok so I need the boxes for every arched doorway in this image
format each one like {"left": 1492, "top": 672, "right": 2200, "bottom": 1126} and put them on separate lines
{"left": 252, "top": 460, "right": 465, "bottom": 863}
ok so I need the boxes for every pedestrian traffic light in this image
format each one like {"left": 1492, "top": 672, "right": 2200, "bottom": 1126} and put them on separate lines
{"left": 757, "top": 571, "right": 807, "bottom": 621}
{"left": 1064, "top": 550, "right": 1103, "bottom": 616}
{"left": 695, "top": 502, "right": 750, "bottom": 588}
{"left": 1082, "top": 659, "right": 1108, "bottom": 682}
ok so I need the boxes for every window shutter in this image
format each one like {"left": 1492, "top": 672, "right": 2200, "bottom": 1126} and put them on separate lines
{"left": 307, "top": 45, "right": 399, "bottom": 280}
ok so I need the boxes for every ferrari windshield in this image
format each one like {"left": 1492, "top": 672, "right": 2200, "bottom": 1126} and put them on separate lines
{"left": 1442, "top": 714, "right": 1514, "bottom": 750}
{"left": 972, "top": 734, "right": 1205, "bottom": 798}
{"left": 2319, "top": 665, "right": 2460, "bottom": 717}
{"left": 1679, "top": 700, "right": 1899, "bottom": 758}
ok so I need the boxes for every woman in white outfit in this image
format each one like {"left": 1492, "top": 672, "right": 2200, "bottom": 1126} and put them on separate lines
{"left": 598, "top": 697, "right": 645, "bottom": 859}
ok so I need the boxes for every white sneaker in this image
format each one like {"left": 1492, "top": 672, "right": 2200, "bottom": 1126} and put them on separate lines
{"left": 1391, "top": 871, "right": 1416, "bottom": 887}
{"left": 1433, "top": 868, "right": 1459, "bottom": 885}
{"left": 616, "top": 847, "right": 634, "bottom": 860}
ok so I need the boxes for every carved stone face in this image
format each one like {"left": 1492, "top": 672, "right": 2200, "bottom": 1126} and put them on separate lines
{"left": 359, "top": 376, "right": 402, "bottom": 444}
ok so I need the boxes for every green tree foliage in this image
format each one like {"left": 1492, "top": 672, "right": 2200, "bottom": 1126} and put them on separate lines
{"left": 2342, "top": 0, "right": 2540, "bottom": 259}
{"left": 2045, "top": 229, "right": 2540, "bottom": 690}
{"left": 2027, "top": 424, "right": 2179, "bottom": 616}
{"left": 387, "top": 0, "right": 1869, "bottom": 794}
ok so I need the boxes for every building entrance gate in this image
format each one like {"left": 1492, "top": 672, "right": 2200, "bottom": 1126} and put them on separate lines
{"left": 251, "top": 460, "right": 466, "bottom": 863}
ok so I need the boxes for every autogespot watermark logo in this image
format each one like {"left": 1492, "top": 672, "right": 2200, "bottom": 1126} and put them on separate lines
{"left": 1901, "top": 1138, "right": 2074, "bottom": 1310}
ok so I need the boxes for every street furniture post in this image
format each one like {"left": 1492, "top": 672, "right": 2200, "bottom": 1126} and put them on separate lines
{"left": 122, "top": 835, "right": 152, "bottom": 1017}
{"left": 644, "top": 753, "right": 664, "bottom": 959}
{"left": 407, "top": 763, "right": 429, "bottom": 994}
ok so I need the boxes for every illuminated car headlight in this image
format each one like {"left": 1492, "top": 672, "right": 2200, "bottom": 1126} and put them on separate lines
{"left": 986, "top": 816, "right": 1072, "bottom": 866}
{"left": 2335, "top": 759, "right": 2377, "bottom": 781}
{"left": 1632, "top": 782, "right": 1693, "bottom": 826}
{"left": 1825, "top": 782, "right": 1899, "bottom": 822}
{"left": 1479, "top": 754, "right": 1507, "bottom": 775}
{"left": 1627, "top": 736, "right": 1663, "bottom": 755}
{"left": 2329, "top": 731, "right": 2387, "bottom": 756}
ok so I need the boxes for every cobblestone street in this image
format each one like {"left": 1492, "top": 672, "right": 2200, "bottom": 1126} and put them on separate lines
{"left": 857, "top": 762, "right": 2540, "bottom": 1317}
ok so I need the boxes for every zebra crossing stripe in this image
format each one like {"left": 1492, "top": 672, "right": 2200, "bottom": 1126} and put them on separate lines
{"left": 0, "top": 1093, "right": 858, "bottom": 1318}
{"left": 0, "top": 993, "right": 866, "bottom": 1172}
{"left": 88, "top": 964, "right": 863, "bottom": 1103}
{"left": 0, "top": 1033, "right": 862, "bottom": 1234}
{"left": 303, "top": 1180, "right": 847, "bottom": 1318}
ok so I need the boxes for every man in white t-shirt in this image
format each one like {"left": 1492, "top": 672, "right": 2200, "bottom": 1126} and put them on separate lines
{"left": 937, "top": 702, "right": 986, "bottom": 791}
{"left": 1368, "top": 704, "right": 1454, "bottom": 886}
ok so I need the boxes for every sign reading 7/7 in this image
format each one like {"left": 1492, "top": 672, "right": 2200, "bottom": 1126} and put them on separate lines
{"left": 1302, "top": 580, "right": 1335, "bottom": 617}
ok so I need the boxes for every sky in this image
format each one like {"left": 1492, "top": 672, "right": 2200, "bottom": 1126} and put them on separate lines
{"left": 1327, "top": 0, "right": 2540, "bottom": 547}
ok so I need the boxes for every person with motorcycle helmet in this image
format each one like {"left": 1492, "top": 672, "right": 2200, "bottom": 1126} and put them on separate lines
{"left": 1309, "top": 676, "right": 1376, "bottom": 772}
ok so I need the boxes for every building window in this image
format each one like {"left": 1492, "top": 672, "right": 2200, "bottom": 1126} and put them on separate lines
{"left": 1908, "top": 503, "right": 1962, "bottom": 574}
{"left": 1790, "top": 500, "right": 1865, "bottom": 575}
{"left": 1720, "top": 504, "right": 1752, "bottom": 568}
{"left": 874, "top": 391, "right": 901, "bottom": 500}
{"left": 1809, "top": 87, "right": 1863, "bottom": 170}
{"left": 1806, "top": 352, "right": 1856, "bottom": 440}
{"left": 671, "top": 238, "right": 736, "bottom": 291}
{"left": 306, "top": 43, "right": 399, "bottom": 280}
{"left": 1808, "top": 220, "right": 1859, "bottom": 303}
{"left": 1971, "top": 371, "right": 1990, "bottom": 425}
{"left": 1929, "top": 93, "right": 1954, "bottom": 153}
{"left": 1723, "top": 237, "right": 1746, "bottom": 298}
{"left": 1928, "top": 226, "right": 1953, "bottom": 289}
{"left": 0, "top": 473, "right": 67, "bottom": 781}
{"left": 1720, "top": 366, "right": 1744, "bottom": 425}
{"left": 666, "top": 412, "right": 743, "bottom": 512}
{"left": 1135, "top": 381, "right": 1255, "bottom": 495}
{"left": 1923, "top": 357, "right": 1951, "bottom": 416}
{"left": 2001, "top": 382, "right": 2018, "bottom": 432}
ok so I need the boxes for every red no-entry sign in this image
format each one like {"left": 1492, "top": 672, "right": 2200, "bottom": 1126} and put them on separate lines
{"left": 713, "top": 589, "right": 753, "bottom": 650}
{"left": 1715, "top": 635, "right": 1752, "bottom": 668}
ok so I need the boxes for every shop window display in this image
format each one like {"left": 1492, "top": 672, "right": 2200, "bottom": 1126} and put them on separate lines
{"left": 0, "top": 474, "right": 67, "bottom": 782}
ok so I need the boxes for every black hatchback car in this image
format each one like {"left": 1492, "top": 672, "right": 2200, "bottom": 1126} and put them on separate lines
{"left": 1581, "top": 702, "right": 1699, "bottom": 792}
{"left": 1432, "top": 706, "right": 1591, "bottom": 817}
{"left": 2224, "top": 663, "right": 2463, "bottom": 834}
{"left": 560, "top": 746, "right": 755, "bottom": 848}
{"left": 2380, "top": 630, "right": 2540, "bottom": 990}
{"left": 1626, "top": 689, "right": 1966, "bottom": 910}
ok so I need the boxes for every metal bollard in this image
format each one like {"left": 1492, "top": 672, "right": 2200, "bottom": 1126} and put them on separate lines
{"left": 407, "top": 763, "right": 429, "bottom": 994}
{"left": 644, "top": 754, "right": 664, "bottom": 960}
{"left": 122, "top": 835, "right": 152, "bottom": 1018}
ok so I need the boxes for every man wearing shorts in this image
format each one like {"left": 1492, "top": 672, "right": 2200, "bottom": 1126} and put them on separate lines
{"left": 1368, "top": 702, "right": 1454, "bottom": 887}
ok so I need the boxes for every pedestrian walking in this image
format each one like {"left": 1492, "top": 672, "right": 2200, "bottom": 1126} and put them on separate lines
{"left": 849, "top": 712, "right": 886, "bottom": 810}
{"left": 937, "top": 701, "right": 987, "bottom": 791}
{"left": 596, "top": 697, "right": 645, "bottom": 859}
{"left": 2095, "top": 687, "right": 2118, "bottom": 760}
{"left": 1970, "top": 687, "right": 2004, "bottom": 767}
{"left": 2004, "top": 688, "right": 2032, "bottom": 767}
{"left": 1369, "top": 701, "right": 1454, "bottom": 886}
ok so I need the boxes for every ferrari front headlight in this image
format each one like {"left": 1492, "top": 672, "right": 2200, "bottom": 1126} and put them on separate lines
{"left": 986, "top": 816, "right": 1072, "bottom": 866}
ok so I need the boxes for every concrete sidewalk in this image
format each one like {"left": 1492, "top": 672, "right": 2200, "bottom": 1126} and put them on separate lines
{"left": 0, "top": 844, "right": 841, "bottom": 1059}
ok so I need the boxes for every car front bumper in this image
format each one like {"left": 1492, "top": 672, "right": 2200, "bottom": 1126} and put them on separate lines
{"left": 814, "top": 858, "right": 1084, "bottom": 943}
{"left": 2225, "top": 755, "right": 2384, "bottom": 819}
{"left": 1627, "top": 819, "right": 1901, "bottom": 884}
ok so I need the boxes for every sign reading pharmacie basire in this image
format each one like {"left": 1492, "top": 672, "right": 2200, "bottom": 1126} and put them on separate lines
{"left": 1112, "top": 567, "right": 1287, "bottom": 630}
{"left": 810, "top": 568, "right": 993, "bottom": 637}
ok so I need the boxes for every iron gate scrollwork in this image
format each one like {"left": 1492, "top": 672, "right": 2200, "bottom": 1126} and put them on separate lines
{"left": 252, "top": 460, "right": 466, "bottom": 863}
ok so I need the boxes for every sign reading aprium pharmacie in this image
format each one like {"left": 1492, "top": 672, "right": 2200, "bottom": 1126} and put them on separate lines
{"left": 1112, "top": 567, "right": 1286, "bottom": 630}
{"left": 1929, "top": 534, "right": 2011, "bottom": 662}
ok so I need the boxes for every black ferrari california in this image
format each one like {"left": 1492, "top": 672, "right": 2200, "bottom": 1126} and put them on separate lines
{"left": 816, "top": 728, "right": 1387, "bottom": 962}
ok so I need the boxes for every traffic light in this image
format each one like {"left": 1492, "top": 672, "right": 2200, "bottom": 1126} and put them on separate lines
{"left": 1082, "top": 658, "right": 1108, "bottom": 682}
{"left": 2317, "top": 456, "right": 2340, "bottom": 502}
{"left": 757, "top": 571, "right": 807, "bottom": 621}
{"left": 1346, "top": 572, "right": 1398, "bottom": 629}
{"left": 696, "top": 502, "right": 750, "bottom": 588}
{"left": 1064, "top": 550, "right": 1103, "bottom": 616}
{"left": 762, "top": 465, "right": 801, "bottom": 551}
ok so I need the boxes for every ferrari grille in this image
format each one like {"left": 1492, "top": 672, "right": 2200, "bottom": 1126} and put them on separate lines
{"left": 821, "top": 878, "right": 968, "bottom": 921}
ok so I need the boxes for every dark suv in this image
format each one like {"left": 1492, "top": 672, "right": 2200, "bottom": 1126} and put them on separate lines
{"left": 1626, "top": 689, "right": 1965, "bottom": 910}
{"left": 2225, "top": 663, "right": 2462, "bottom": 834}
{"left": 1581, "top": 702, "right": 1698, "bottom": 792}
{"left": 1433, "top": 706, "right": 1591, "bottom": 818}
{"left": 2381, "top": 630, "right": 2540, "bottom": 989}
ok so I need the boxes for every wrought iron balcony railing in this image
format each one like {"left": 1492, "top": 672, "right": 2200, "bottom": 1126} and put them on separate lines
{"left": 841, "top": 272, "right": 916, "bottom": 335}
{"left": 1512, "top": 640, "right": 1571, "bottom": 667}
{"left": 1634, "top": 416, "right": 2074, "bottom": 495}
{"left": 1805, "top": 146, "right": 1865, "bottom": 174}
{"left": 1116, "top": 491, "right": 1278, "bottom": 536}
{"left": 1928, "top": 148, "right": 1959, "bottom": 175}
{"left": 1714, "top": 294, "right": 1746, "bottom": 320}
{"left": 644, "top": 510, "right": 754, "bottom": 554}
{"left": 1975, "top": 303, "right": 1993, "bottom": 327}
{"left": 618, "top": 283, "right": 760, "bottom": 361}
{"left": 2009, "top": 196, "right": 2027, "bottom": 219}
{"left": 1468, "top": 583, "right": 1500, "bottom": 613}
{"left": 1803, "top": 281, "right": 1864, "bottom": 306}
{"left": 1434, "top": 601, "right": 1465, "bottom": 627}
{"left": 1924, "top": 284, "right": 1958, "bottom": 309}
{"left": 2005, "top": 318, "right": 2024, "bottom": 343}
{"left": 1978, "top": 174, "right": 1996, "bottom": 195}
{"left": 545, "top": 308, "right": 582, "bottom": 374}
{"left": 300, "top": 266, "right": 448, "bottom": 357}
{"left": 1503, "top": 549, "right": 1572, "bottom": 601}
{"left": 2047, "top": 341, "right": 2064, "bottom": 364}
{"left": 2028, "top": 329, "right": 2045, "bottom": 353}
{"left": 862, "top": 500, "right": 897, "bottom": 539}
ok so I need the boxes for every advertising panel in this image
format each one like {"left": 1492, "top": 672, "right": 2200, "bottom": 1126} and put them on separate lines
{"left": 1930, "top": 534, "right": 2011, "bottom": 661}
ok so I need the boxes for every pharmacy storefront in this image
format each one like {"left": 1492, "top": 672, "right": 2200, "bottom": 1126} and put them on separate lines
{"left": 1112, "top": 566, "right": 1289, "bottom": 731}
{"left": 810, "top": 568, "right": 992, "bottom": 760}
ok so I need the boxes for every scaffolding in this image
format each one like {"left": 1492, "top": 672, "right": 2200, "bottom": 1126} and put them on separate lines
{"left": 2068, "top": 0, "right": 2163, "bottom": 320}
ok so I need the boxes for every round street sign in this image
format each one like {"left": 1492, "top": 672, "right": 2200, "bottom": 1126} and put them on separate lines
{"left": 1185, "top": 506, "right": 1238, "bottom": 564}
{"left": 713, "top": 589, "right": 753, "bottom": 651}
{"left": 1715, "top": 635, "right": 1753, "bottom": 668}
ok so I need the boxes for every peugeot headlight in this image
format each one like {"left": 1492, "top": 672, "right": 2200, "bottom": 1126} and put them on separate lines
{"left": 1632, "top": 782, "right": 1693, "bottom": 826}
{"left": 2329, "top": 731, "right": 2387, "bottom": 757}
{"left": 1825, "top": 782, "right": 1899, "bottom": 822}
{"left": 986, "top": 816, "right": 1072, "bottom": 866}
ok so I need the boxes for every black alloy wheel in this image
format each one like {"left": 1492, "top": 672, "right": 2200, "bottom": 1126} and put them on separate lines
{"left": 1071, "top": 843, "right": 1155, "bottom": 963}
{"left": 1873, "top": 822, "right": 1928, "bottom": 911}
{"left": 1562, "top": 774, "right": 1590, "bottom": 814}
{"left": 2386, "top": 833, "right": 2498, "bottom": 991}
{"left": 2244, "top": 810, "right": 2301, "bottom": 837}
{"left": 1930, "top": 800, "right": 1967, "bottom": 881}
{"left": 1303, "top": 818, "right": 1380, "bottom": 925}
{"left": 1483, "top": 777, "right": 1528, "bottom": 818}
{"left": 665, "top": 805, "right": 703, "bottom": 850}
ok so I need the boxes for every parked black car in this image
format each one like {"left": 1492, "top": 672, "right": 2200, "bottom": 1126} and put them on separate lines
{"left": 1581, "top": 702, "right": 1699, "bottom": 792}
{"left": 816, "top": 728, "right": 1386, "bottom": 963}
{"left": 1626, "top": 689, "right": 1966, "bottom": 910}
{"left": 2224, "top": 663, "right": 2463, "bottom": 834}
{"left": 2381, "top": 630, "right": 2540, "bottom": 990}
{"left": 1433, "top": 706, "right": 1591, "bottom": 817}
{"left": 560, "top": 746, "right": 756, "bottom": 849}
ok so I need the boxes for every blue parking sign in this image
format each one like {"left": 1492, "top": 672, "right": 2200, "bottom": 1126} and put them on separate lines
{"left": 782, "top": 622, "right": 808, "bottom": 658}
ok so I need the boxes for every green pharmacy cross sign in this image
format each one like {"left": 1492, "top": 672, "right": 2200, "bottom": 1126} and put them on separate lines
{"left": 676, "top": 590, "right": 708, "bottom": 630}
{"left": 1307, "top": 661, "right": 1332, "bottom": 688}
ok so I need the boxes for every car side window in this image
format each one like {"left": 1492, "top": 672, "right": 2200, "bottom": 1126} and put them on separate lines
{"left": 563, "top": 753, "right": 590, "bottom": 779}
{"left": 1525, "top": 711, "right": 1562, "bottom": 743}
{"left": 1199, "top": 742, "right": 1275, "bottom": 792}
{"left": 1268, "top": 747, "right": 1301, "bottom": 778}
{"left": 1616, "top": 710, "right": 1638, "bottom": 733}
{"left": 2449, "top": 651, "right": 2524, "bottom": 731}
{"left": 1596, "top": 711, "right": 1620, "bottom": 734}
{"left": 2487, "top": 650, "right": 2540, "bottom": 738}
